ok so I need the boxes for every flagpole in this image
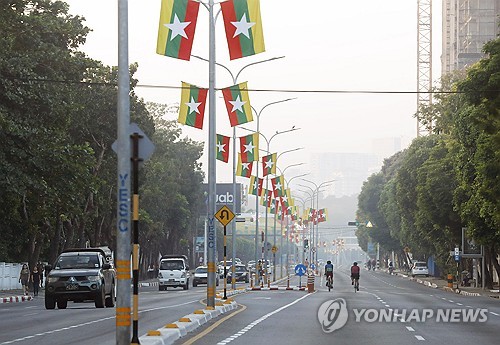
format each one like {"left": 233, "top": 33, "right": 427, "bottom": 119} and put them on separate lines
{"left": 191, "top": 54, "right": 286, "bottom": 290}
{"left": 206, "top": 0, "right": 217, "bottom": 309}
{"left": 117, "top": 1, "right": 131, "bottom": 344}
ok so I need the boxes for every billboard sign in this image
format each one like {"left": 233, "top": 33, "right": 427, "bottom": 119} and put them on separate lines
{"left": 201, "top": 183, "right": 242, "bottom": 214}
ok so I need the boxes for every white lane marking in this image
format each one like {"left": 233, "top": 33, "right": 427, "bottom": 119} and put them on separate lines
{"left": 415, "top": 335, "right": 425, "bottom": 341}
{"left": 0, "top": 300, "right": 198, "bottom": 345}
{"left": 406, "top": 326, "right": 415, "bottom": 332}
{"left": 385, "top": 305, "right": 390, "bottom": 308}
{"left": 216, "top": 293, "right": 312, "bottom": 345}
{"left": 456, "top": 303, "right": 463, "bottom": 306}
{"left": 490, "top": 312, "right": 499, "bottom": 316}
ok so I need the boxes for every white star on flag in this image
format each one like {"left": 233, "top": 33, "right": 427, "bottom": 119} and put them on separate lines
{"left": 264, "top": 160, "right": 274, "bottom": 169}
{"left": 281, "top": 195, "right": 288, "bottom": 204}
{"left": 231, "top": 13, "right": 255, "bottom": 38}
{"left": 274, "top": 182, "right": 282, "bottom": 191}
{"left": 216, "top": 141, "right": 226, "bottom": 153}
{"left": 242, "top": 162, "right": 251, "bottom": 171}
{"left": 270, "top": 203, "right": 276, "bottom": 210}
{"left": 185, "top": 97, "right": 202, "bottom": 114}
{"left": 165, "top": 14, "right": 191, "bottom": 40}
{"left": 228, "top": 95, "right": 246, "bottom": 113}
{"left": 243, "top": 141, "right": 255, "bottom": 153}
{"left": 253, "top": 181, "right": 259, "bottom": 190}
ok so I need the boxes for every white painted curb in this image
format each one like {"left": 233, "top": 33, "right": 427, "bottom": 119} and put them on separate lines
{"left": 138, "top": 301, "right": 238, "bottom": 345}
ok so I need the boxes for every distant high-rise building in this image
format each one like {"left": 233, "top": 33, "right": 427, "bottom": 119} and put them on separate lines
{"left": 442, "top": 0, "right": 500, "bottom": 74}
{"left": 309, "top": 152, "right": 379, "bottom": 197}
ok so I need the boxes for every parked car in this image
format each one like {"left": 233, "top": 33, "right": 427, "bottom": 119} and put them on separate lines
{"left": 227, "top": 264, "right": 249, "bottom": 283}
{"left": 192, "top": 266, "right": 219, "bottom": 287}
{"left": 411, "top": 261, "right": 429, "bottom": 277}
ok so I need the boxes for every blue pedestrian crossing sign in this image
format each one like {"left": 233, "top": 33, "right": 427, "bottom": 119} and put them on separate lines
{"left": 295, "top": 264, "right": 307, "bottom": 276}
{"left": 310, "top": 263, "right": 316, "bottom": 270}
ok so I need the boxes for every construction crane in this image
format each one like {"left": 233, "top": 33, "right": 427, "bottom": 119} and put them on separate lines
{"left": 417, "top": 0, "right": 433, "bottom": 137}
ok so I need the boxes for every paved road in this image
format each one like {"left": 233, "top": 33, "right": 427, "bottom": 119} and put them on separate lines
{"left": 0, "top": 283, "right": 227, "bottom": 345}
{"left": 175, "top": 269, "right": 500, "bottom": 345}
{"left": 1, "top": 270, "right": 498, "bottom": 345}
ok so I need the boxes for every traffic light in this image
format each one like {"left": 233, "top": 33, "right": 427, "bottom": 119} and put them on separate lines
{"left": 304, "top": 239, "right": 309, "bottom": 249}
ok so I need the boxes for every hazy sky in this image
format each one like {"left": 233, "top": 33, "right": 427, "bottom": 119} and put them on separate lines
{"left": 65, "top": 0, "right": 443, "bottom": 187}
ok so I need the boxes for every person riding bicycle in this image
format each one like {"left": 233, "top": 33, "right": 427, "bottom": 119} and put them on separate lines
{"left": 324, "top": 260, "right": 334, "bottom": 287}
{"left": 351, "top": 262, "right": 360, "bottom": 290}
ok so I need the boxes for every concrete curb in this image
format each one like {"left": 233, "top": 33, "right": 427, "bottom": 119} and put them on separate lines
{"left": 1, "top": 295, "right": 33, "bottom": 303}
{"left": 248, "top": 286, "right": 306, "bottom": 291}
{"left": 138, "top": 300, "right": 238, "bottom": 345}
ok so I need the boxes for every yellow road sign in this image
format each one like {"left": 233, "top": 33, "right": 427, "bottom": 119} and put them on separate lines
{"left": 215, "top": 205, "right": 235, "bottom": 226}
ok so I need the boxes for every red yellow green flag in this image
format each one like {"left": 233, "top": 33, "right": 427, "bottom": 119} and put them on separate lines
{"left": 236, "top": 153, "right": 253, "bottom": 177}
{"left": 178, "top": 82, "right": 207, "bottom": 129}
{"left": 260, "top": 189, "right": 273, "bottom": 207}
{"left": 248, "top": 175, "right": 263, "bottom": 196}
{"left": 279, "top": 188, "right": 292, "bottom": 208}
{"left": 216, "top": 134, "right": 230, "bottom": 163}
{"left": 239, "top": 133, "right": 259, "bottom": 162}
{"left": 222, "top": 82, "right": 253, "bottom": 126}
{"left": 318, "top": 208, "right": 328, "bottom": 223}
{"left": 156, "top": 0, "right": 200, "bottom": 60}
{"left": 270, "top": 175, "right": 285, "bottom": 197}
{"left": 261, "top": 153, "right": 276, "bottom": 176}
{"left": 220, "top": 0, "right": 265, "bottom": 60}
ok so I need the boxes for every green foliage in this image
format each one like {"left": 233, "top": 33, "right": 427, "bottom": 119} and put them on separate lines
{"left": 0, "top": 1, "right": 206, "bottom": 270}
{"left": 356, "top": 37, "right": 500, "bottom": 282}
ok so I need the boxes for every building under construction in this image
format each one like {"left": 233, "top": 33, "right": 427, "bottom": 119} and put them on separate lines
{"left": 441, "top": 0, "right": 500, "bottom": 74}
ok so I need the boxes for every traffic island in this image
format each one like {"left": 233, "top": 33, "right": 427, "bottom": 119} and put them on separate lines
{"left": 139, "top": 300, "right": 238, "bottom": 345}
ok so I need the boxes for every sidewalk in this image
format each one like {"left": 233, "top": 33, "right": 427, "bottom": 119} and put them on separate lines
{"left": 389, "top": 269, "right": 500, "bottom": 299}
{"left": 0, "top": 288, "right": 37, "bottom": 303}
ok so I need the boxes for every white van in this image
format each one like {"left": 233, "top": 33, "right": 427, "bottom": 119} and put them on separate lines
{"left": 158, "top": 255, "right": 190, "bottom": 291}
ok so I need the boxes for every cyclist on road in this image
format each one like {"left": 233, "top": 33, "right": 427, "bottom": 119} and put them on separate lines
{"left": 351, "top": 262, "right": 360, "bottom": 290}
{"left": 324, "top": 260, "right": 334, "bottom": 287}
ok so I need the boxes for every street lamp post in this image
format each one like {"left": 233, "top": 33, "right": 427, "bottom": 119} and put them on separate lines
{"left": 239, "top": 112, "right": 296, "bottom": 272}
{"left": 191, "top": 55, "right": 286, "bottom": 290}
{"left": 274, "top": 170, "right": 309, "bottom": 279}
{"left": 298, "top": 188, "right": 315, "bottom": 266}
{"left": 300, "top": 179, "right": 336, "bottom": 266}
{"left": 259, "top": 131, "right": 301, "bottom": 284}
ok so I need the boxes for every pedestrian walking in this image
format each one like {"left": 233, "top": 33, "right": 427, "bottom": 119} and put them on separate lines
{"left": 19, "top": 264, "right": 30, "bottom": 295}
{"left": 37, "top": 262, "right": 45, "bottom": 288}
{"left": 31, "top": 266, "right": 41, "bottom": 296}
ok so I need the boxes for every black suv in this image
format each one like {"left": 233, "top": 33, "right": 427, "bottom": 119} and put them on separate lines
{"left": 45, "top": 247, "right": 116, "bottom": 309}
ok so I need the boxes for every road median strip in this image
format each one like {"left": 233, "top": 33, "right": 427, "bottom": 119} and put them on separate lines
{"left": 140, "top": 299, "right": 238, "bottom": 345}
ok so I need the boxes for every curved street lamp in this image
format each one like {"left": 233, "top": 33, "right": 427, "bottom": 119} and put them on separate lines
{"left": 300, "top": 179, "right": 336, "bottom": 266}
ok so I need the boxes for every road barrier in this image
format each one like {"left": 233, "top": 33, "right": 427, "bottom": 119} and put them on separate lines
{"left": 447, "top": 274, "right": 454, "bottom": 288}
{"left": 307, "top": 274, "right": 315, "bottom": 293}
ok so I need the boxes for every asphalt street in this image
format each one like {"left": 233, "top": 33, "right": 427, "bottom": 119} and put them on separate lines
{"left": 175, "top": 269, "right": 500, "bottom": 345}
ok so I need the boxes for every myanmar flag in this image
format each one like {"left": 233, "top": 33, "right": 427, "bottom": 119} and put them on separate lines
{"left": 318, "top": 208, "right": 328, "bottom": 223}
{"left": 222, "top": 82, "right": 253, "bottom": 127}
{"left": 236, "top": 153, "right": 253, "bottom": 177}
{"left": 260, "top": 189, "right": 273, "bottom": 207}
{"left": 239, "top": 133, "right": 259, "bottom": 162}
{"left": 270, "top": 175, "right": 285, "bottom": 197}
{"left": 248, "top": 175, "right": 263, "bottom": 196}
{"left": 157, "top": 0, "right": 200, "bottom": 60}
{"left": 261, "top": 153, "right": 276, "bottom": 176}
{"left": 221, "top": 0, "right": 265, "bottom": 60}
{"left": 216, "top": 134, "right": 230, "bottom": 163}
{"left": 178, "top": 82, "right": 207, "bottom": 129}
